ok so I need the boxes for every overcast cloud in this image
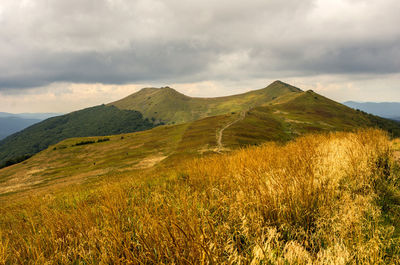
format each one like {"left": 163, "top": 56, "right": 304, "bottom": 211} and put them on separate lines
{"left": 0, "top": 0, "right": 399, "bottom": 112}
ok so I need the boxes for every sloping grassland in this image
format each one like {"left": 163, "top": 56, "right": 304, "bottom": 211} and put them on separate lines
{"left": 1, "top": 129, "right": 399, "bottom": 264}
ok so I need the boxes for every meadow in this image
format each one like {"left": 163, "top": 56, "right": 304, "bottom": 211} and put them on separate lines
{"left": 1, "top": 129, "right": 399, "bottom": 264}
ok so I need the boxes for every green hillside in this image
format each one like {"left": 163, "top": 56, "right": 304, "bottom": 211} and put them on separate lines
{"left": 1, "top": 87, "right": 400, "bottom": 196}
{"left": 0, "top": 81, "right": 301, "bottom": 169}
{"left": 222, "top": 90, "right": 400, "bottom": 148}
{"left": 0, "top": 105, "right": 154, "bottom": 168}
{"left": 109, "top": 80, "right": 302, "bottom": 124}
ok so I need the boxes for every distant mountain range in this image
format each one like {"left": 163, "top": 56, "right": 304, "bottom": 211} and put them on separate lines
{"left": 0, "top": 117, "right": 40, "bottom": 140}
{"left": 343, "top": 101, "right": 400, "bottom": 121}
{"left": 0, "top": 112, "right": 62, "bottom": 140}
{"left": 0, "top": 112, "right": 61, "bottom": 120}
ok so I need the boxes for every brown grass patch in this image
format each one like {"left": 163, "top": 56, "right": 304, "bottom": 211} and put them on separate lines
{"left": 134, "top": 154, "right": 168, "bottom": 169}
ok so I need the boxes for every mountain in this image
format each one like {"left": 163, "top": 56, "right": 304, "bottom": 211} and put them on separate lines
{"left": 0, "top": 116, "right": 41, "bottom": 140}
{"left": 1, "top": 82, "right": 400, "bottom": 195}
{"left": 109, "top": 80, "right": 302, "bottom": 124}
{"left": 0, "top": 81, "right": 301, "bottom": 169}
{"left": 0, "top": 112, "right": 61, "bottom": 140}
{"left": 343, "top": 101, "right": 400, "bottom": 120}
{"left": 0, "top": 112, "right": 62, "bottom": 120}
{"left": 0, "top": 105, "right": 154, "bottom": 168}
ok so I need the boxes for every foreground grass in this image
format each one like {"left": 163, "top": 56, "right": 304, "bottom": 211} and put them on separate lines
{"left": 1, "top": 129, "right": 400, "bottom": 264}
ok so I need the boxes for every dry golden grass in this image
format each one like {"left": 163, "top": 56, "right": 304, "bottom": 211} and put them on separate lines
{"left": 0, "top": 129, "right": 399, "bottom": 264}
{"left": 393, "top": 138, "right": 400, "bottom": 162}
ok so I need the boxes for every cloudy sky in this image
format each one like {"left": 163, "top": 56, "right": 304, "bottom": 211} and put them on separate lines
{"left": 0, "top": 0, "right": 399, "bottom": 113}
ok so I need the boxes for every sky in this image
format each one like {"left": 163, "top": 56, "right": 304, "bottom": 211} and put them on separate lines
{"left": 0, "top": 0, "right": 399, "bottom": 113}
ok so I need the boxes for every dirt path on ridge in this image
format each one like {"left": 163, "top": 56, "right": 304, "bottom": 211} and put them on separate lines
{"left": 215, "top": 111, "right": 246, "bottom": 152}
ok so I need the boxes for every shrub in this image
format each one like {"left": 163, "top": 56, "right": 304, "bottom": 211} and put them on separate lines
{"left": 0, "top": 154, "right": 32, "bottom": 169}
{"left": 73, "top": 140, "right": 95, "bottom": 146}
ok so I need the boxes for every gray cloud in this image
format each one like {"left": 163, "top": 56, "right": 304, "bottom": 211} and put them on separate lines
{"left": 0, "top": 0, "right": 399, "bottom": 91}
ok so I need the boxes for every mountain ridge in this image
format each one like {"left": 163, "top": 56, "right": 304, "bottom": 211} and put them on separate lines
{"left": 109, "top": 80, "right": 302, "bottom": 124}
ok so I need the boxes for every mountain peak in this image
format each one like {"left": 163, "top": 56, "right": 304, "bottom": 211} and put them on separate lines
{"left": 271, "top": 80, "right": 286, "bottom": 85}
{"left": 265, "top": 80, "right": 303, "bottom": 92}
{"left": 136, "top": 86, "right": 181, "bottom": 94}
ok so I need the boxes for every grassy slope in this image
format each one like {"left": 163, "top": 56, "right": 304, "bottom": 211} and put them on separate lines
{"left": 221, "top": 90, "right": 400, "bottom": 148}
{"left": 0, "top": 105, "right": 154, "bottom": 168}
{"left": 1, "top": 130, "right": 399, "bottom": 264}
{"left": 1, "top": 89, "right": 400, "bottom": 197}
{"left": 0, "top": 115, "right": 233, "bottom": 196}
{"left": 109, "top": 80, "right": 302, "bottom": 124}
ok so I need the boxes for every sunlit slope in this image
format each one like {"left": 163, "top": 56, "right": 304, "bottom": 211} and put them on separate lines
{"left": 109, "top": 80, "right": 302, "bottom": 124}
{"left": 1, "top": 88, "right": 400, "bottom": 196}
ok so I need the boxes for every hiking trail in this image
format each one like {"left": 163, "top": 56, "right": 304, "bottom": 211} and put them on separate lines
{"left": 215, "top": 111, "right": 246, "bottom": 152}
